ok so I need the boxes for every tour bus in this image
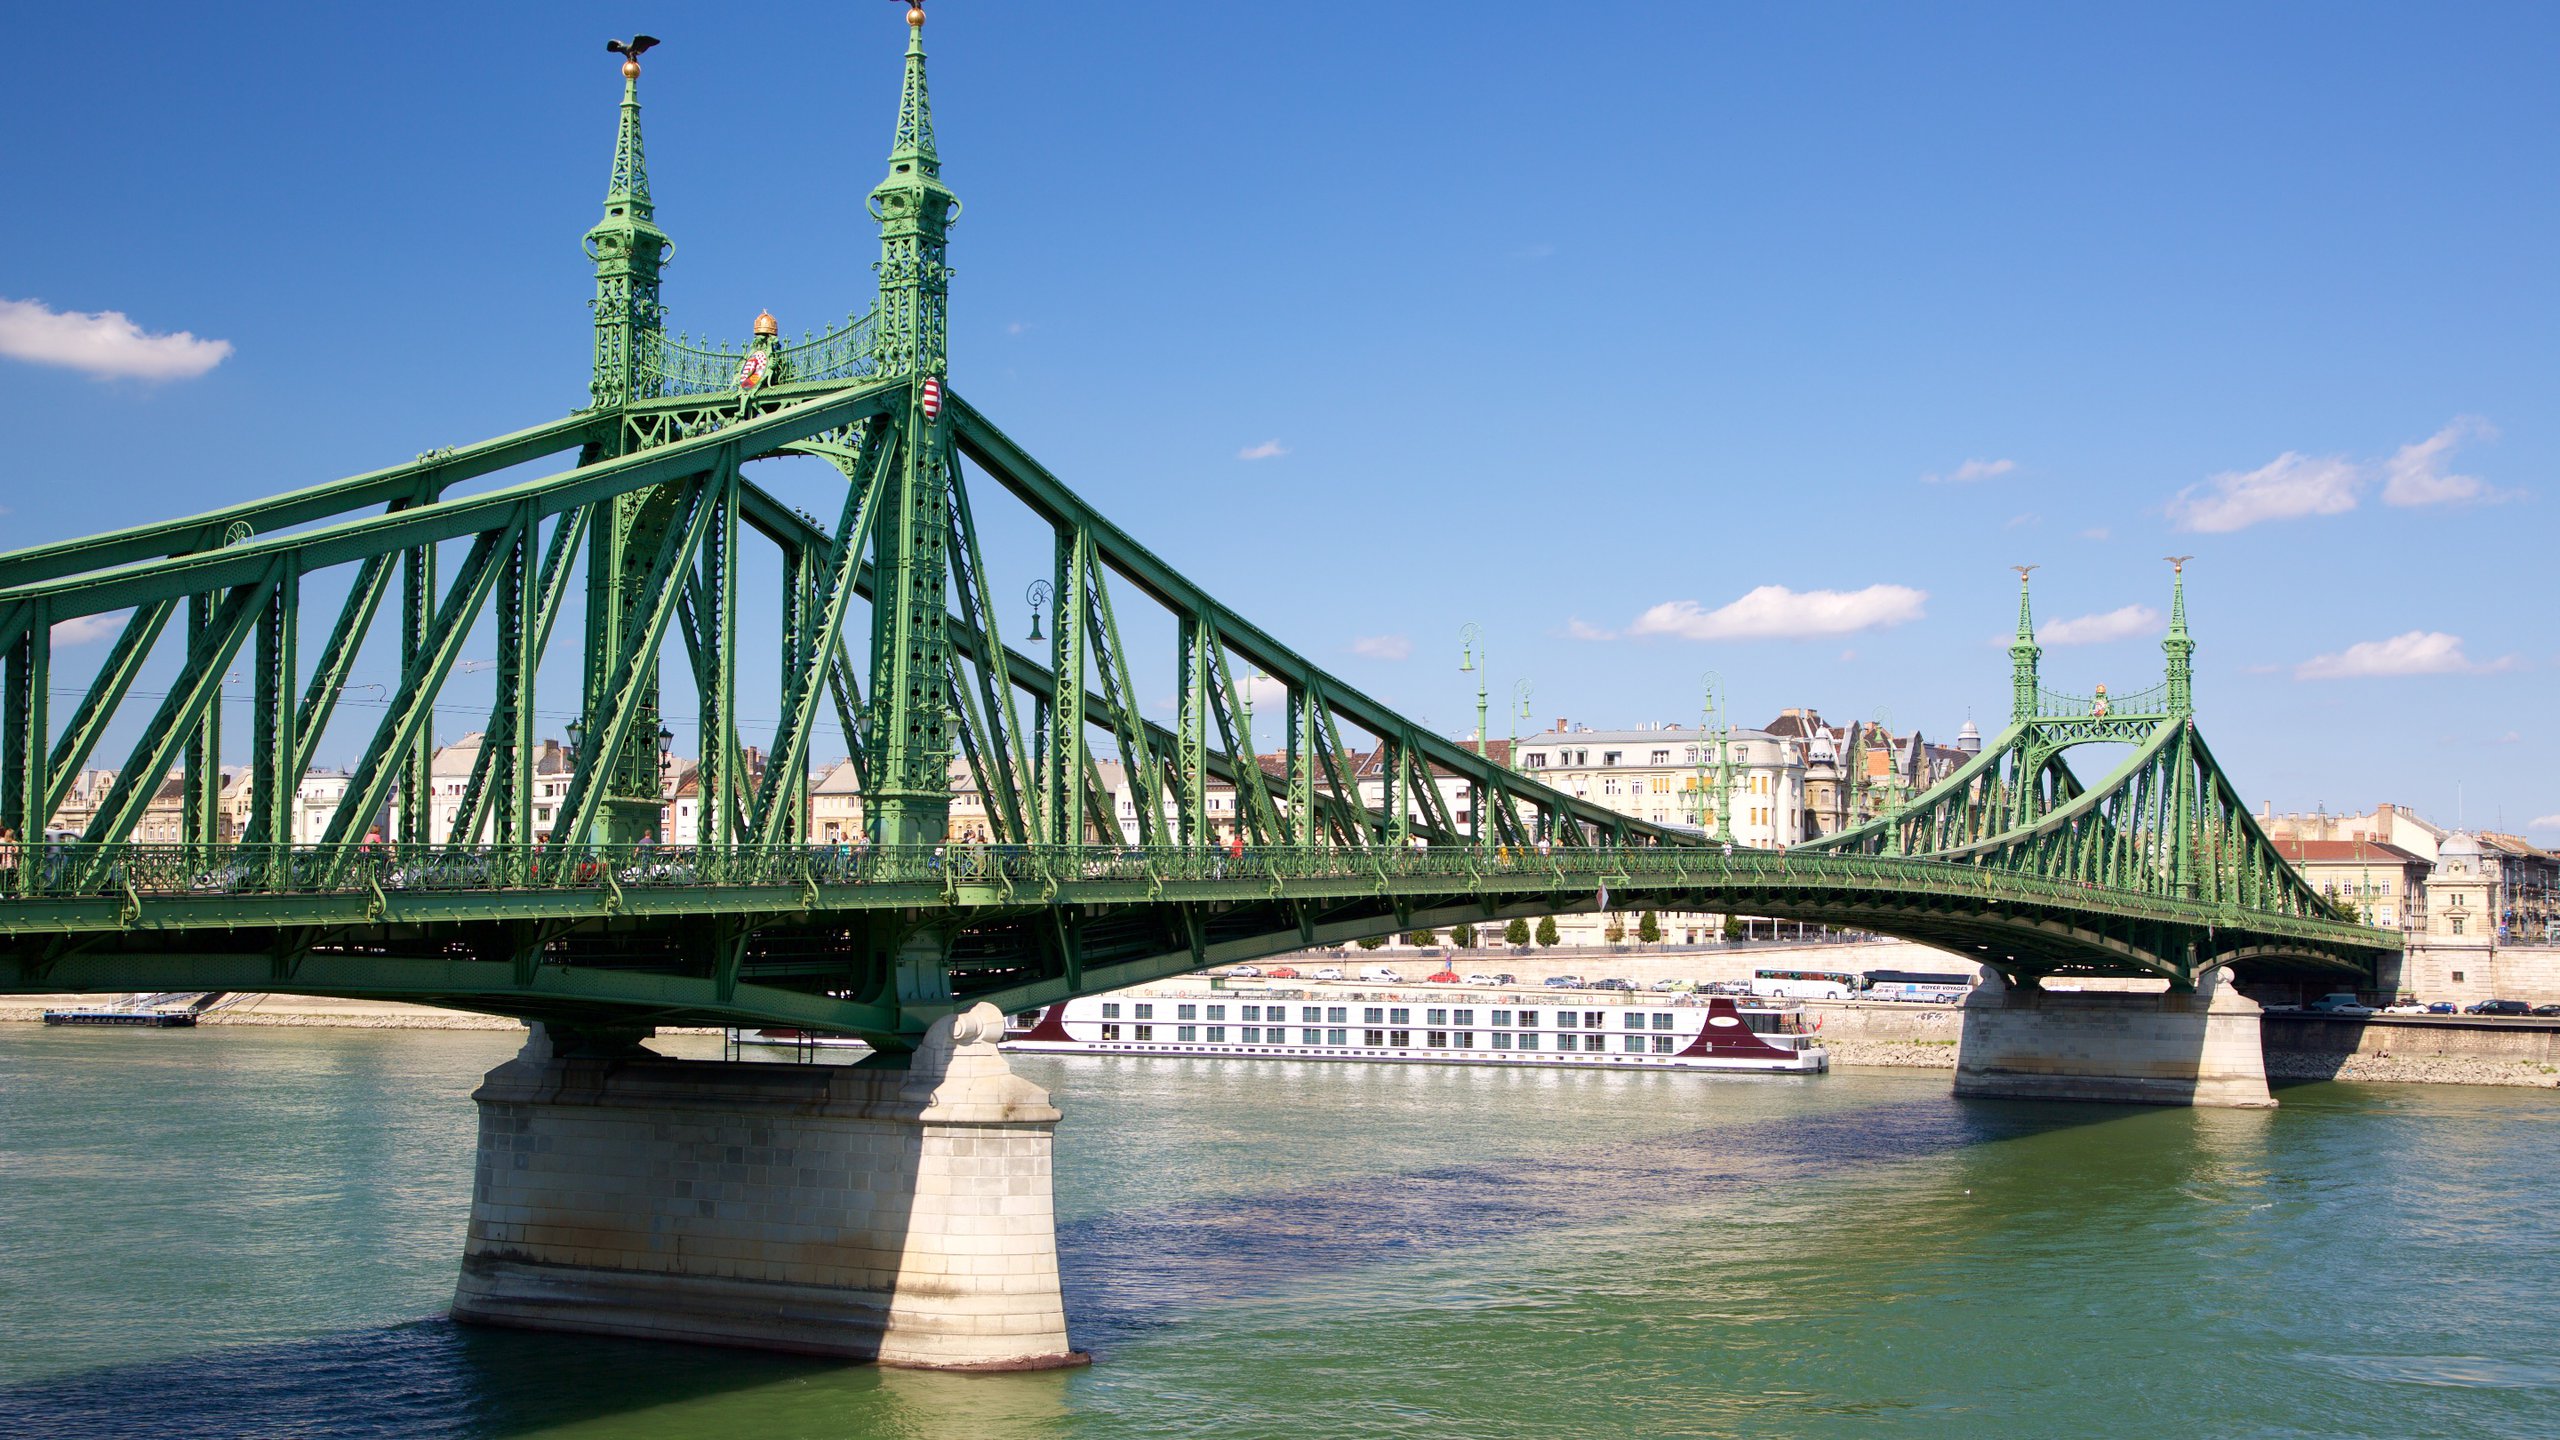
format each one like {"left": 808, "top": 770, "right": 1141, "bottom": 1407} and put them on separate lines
{"left": 1749, "top": 968, "right": 1860, "bottom": 1000}
{"left": 1861, "top": 969, "right": 1974, "bottom": 1004}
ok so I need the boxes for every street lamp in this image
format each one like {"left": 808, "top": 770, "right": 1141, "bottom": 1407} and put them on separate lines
{"left": 565, "top": 719, "right": 584, "bottom": 762}
{"left": 1025, "top": 579, "right": 1050, "bottom": 643}
{"left": 1458, "top": 623, "right": 1486, "bottom": 758}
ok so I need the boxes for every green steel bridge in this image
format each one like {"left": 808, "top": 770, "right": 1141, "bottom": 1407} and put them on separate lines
{"left": 0, "top": 19, "right": 2395, "bottom": 1051}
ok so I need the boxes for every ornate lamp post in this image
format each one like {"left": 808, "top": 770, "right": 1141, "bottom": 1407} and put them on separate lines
{"left": 1457, "top": 623, "right": 1488, "bottom": 756}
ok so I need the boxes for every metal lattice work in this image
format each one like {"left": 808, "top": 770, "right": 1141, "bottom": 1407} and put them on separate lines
{"left": 0, "top": 15, "right": 2396, "bottom": 1046}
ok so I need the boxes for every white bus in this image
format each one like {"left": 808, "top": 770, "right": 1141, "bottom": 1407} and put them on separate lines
{"left": 1750, "top": 968, "right": 1859, "bottom": 1001}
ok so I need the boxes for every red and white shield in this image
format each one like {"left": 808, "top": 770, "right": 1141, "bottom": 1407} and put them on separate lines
{"left": 735, "top": 351, "right": 769, "bottom": 391}
{"left": 919, "top": 374, "right": 943, "bottom": 420}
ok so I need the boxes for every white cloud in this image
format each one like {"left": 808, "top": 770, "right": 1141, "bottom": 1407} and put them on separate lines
{"left": 2168, "top": 451, "right": 2361, "bottom": 533}
{"left": 1006, "top": 320, "right": 1033, "bottom": 337}
{"left": 0, "top": 297, "right": 233, "bottom": 380}
{"left": 2078, "top": 526, "right": 2110, "bottom": 541}
{"left": 1923, "top": 458, "right": 2016, "bottom": 484}
{"left": 1563, "top": 619, "right": 1617, "bottom": 641}
{"left": 2381, "top": 416, "right": 2511, "bottom": 508}
{"left": 2532, "top": 813, "right": 2560, "bottom": 831}
{"left": 50, "top": 612, "right": 127, "bottom": 646}
{"left": 1629, "top": 584, "right": 1927, "bottom": 641}
{"left": 1350, "top": 633, "right": 1412, "bottom": 661}
{"left": 2295, "top": 630, "right": 2513, "bottom": 680}
{"left": 1236, "top": 439, "right": 1289, "bottom": 461}
{"left": 2039, "top": 604, "right": 2162, "bottom": 646}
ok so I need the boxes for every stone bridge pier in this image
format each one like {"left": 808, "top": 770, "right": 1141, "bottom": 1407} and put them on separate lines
{"left": 450, "top": 1003, "right": 1083, "bottom": 1369}
{"left": 1953, "top": 965, "right": 2276, "bottom": 1108}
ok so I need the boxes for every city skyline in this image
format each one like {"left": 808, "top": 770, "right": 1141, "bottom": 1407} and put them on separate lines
{"left": 2, "top": 2, "right": 2552, "bottom": 838}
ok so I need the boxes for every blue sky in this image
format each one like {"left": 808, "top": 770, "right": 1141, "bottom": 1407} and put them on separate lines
{"left": 3, "top": 2, "right": 2554, "bottom": 839}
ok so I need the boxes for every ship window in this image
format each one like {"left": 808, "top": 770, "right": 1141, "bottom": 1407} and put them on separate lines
{"left": 1456, "top": 1031, "right": 1475, "bottom": 1049}
{"left": 1327, "top": 1028, "right": 1348, "bottom": 1045}
{"left": 1297, "top": 1029, "right": 1318, "bottom": 1044}
{"left": 1240, "top": 1026, "right": 1260, "bottom": 1043}
{"left": 1390, "top": 1030, "right": 1411, "bottom": 1046}
{"left": 1556, "top": 1012, "right": 1577, "bottom": 1028}
{"left": 1101, "top": 1003, "right": 1121, "bottom": 1019}
{"left": 1206, "top": 1027, "right": 1226, "bottom": 1042}
{"left": 1177, "top": 1025, "right": 1198, "bottom": 1042}
{"left": 1302, "top": 1007, "right": 1323, "bottom": 1023}
{"left": 1134, "top": 1025, "right": 1154, "bottom": 1041}
{"left": 1518, "top": 1033, "right": 1539, "bottom": 1051}
{"left": 1623, "top": 1035, "right": 1646, "bottom": 1053}
{"left": 1653, "top": 1035, "right": 1675, "bottom": 1053}
{"left": 1327, "top": 1006, "right": 1348, "bottom": 1024}
{"left": 1453, "top": 1010, "right": 1475, "bottom": 1026}
{"left": 1585, "top": 1012, "right": 1604, "bottom": 1028}
{"left": 1177, "top": 1004, "right": 1198, "bottom": 1021}
{"left": 1553, "top": 1034, "right": 1575, "bottom": 1051}
{"left": 1100, "top": 1024, "right": 1122, "bottom": 1041}
{"left": 1625, "top": 1013, "right": 1646, "bottom": 1029}
{"left": 1426, "top": 1031, "right": 1449, "bottom": 1048}
{"left": 1134, "top": 1004, "right": 1155, "bottom": 1020}
{"left": 1493, "top": 1032, "right": 1514, "bottom": 1050}
{"left": 1491, "top": 1010, "right": 1513, "bottom": 1027}
{"left": 1364, "top": 1030, "right": 1385, "bottom": 1046}
{"left": 1206, "top": 1005, "right": 1226, "bottom": 1021}
{"left": 1427, "top": 1008, "right": 1449, "bottom": 1026}
{"left": 1390, "top": 1008, "right": 1411, "bottom": 1025}
{"left": 1515, "top": 1010, "right": 1538, "bottom": 1027}
{"left": 1365, "top": 1007, "right": 1385, "bottom": 1024}
{"left": 1652, "top": 1013, "right": 1673, "bottom": 1030}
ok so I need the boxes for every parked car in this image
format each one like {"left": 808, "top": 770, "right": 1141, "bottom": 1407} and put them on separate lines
{"left": 1265, "top": 966, "right": 1301, "bottom": 980}
{"left": 1357, "top": 965, "right": 1401, "bottom": 983}
{"left": 1228, "top": 965, "right": 1262, "bottom": 978}
{"left": 2424, "top": 1001, "right": 2458, "bottom": 1015}
{"left": 1651, "top": 978, "right": 1698, "bottom": 992}
{"left": 1310, "top": 967, "right": 1344, "bottom": 981}
{"left": 1491, "top": 973, "right": 1517, "bottom": 986}
{"left": 1590, "top": 978, "right": 1636, "bottom": 992}
{"left": 2464, "top": 999, "right": 2531, "bottom": 1017}
{"left": 2532, "top": 1004, "right": 2560, "bottom": 1018}
{"left": 1543, "top": 975, "right": 1584, "bottom": 989}
{"left": 2382, "top": 1003, "right": 2428, "bottom": 1016}
{"left": 1425, "top": 970, "right": 1461, "bottom": 984}
{"left": 2307, "top": 993, "right": 2377, "bottom": 1017}
{"left": 1463, "top": 972, "right": 1503, "bottom": 985}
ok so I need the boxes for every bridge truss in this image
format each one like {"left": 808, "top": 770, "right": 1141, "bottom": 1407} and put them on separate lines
{"left": 0, "top": 16, "right": 2396, "bottom": 1045}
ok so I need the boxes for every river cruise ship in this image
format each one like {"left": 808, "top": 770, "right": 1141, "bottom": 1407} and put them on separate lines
{"left": 1000, "top": 989, "right": 1827, "bottom": 1073}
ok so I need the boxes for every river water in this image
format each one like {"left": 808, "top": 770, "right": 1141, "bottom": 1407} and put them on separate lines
{"left": 1, "top": 1025, "right": 2554, "bottom": 1439}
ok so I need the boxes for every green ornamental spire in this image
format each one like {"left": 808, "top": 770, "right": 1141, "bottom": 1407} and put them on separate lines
{"left": 869, "top": 9, "right": 959, "bottom": 378}
{"left": 585, "top": 40, "right": 671, "bottom": 407}
{"left": 2009, "top": 566, "right": 2042, "bottom": 723}
{"left": 2163, "top": 556, "right": 2195, "bottom": 717}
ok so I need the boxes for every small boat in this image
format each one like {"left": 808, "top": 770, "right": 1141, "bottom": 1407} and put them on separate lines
{"left": 42, "top": 992, "right": 228, "bottom": 1028}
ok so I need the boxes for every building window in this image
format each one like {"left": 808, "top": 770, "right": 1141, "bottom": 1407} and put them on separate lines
{"left": 1651, "top": 749, "right": 1670, "bottom": 765}
{"left": 1134, "top": 1025, "right": 1154, "bottom": 1041}
{"left": 2451, "top": 970, "right": 2466, "bottom": 983}
{"left": 1101, "top": 1024, "right": 1122, "bottom": 1040}
{"left": 1101, "top": 1003, "right": 1121, "bottom": 1019}
{"left": 2451, "top": 916, "right": 2466, "bottom": 935}
{"left": 1603, "top": 751, "right": 1622, "bottom": 766}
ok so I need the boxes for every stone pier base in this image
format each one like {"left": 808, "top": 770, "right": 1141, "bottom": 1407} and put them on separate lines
{"left": 1953, "top": 966, "right": 2276, "bottom": 1108}
{"left": 450, "top": 1003, "right": 1082, "bottom": 1369}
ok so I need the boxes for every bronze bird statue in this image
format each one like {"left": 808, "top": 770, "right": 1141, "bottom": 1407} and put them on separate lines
{"left": 606, "top": 35, "right": 660, "bottom": 62}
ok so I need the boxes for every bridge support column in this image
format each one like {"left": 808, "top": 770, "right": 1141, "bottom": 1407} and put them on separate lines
{"left": 1953, "top": 965, "right": 2275, "bottom": 1108}
{"left": 451, "top": 1003, "right": 1081, "bottom": 1369}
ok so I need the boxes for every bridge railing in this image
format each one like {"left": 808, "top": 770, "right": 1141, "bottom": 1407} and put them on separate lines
{"left": 0, "top": 839, "right": 2388, "bottom": 944}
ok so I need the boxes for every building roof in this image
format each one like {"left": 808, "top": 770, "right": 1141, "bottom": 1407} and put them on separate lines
{"left": 2273, "top": 837, "right": 2430, "bottom": 866}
